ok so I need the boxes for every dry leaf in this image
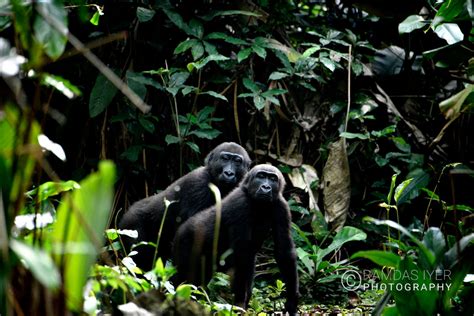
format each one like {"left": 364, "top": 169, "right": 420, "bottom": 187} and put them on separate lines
{"left": 322, "top": 138, "right": 351, "bottom": 231}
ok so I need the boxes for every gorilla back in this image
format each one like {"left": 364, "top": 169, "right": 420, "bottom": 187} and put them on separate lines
{"left": 174, "top": 164, "right": 299, "bottom": 315}
{"left": 118, "top": 142, "right": 251, "bottom": 270}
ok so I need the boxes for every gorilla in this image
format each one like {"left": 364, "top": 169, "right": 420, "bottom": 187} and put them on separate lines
{"left": 118, "top": 142, "right": 251, "bottom": 271}
{"left": 173, "top": 164, "right": 299, "bottom": 315}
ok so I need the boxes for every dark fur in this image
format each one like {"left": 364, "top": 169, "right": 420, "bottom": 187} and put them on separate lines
{"left": 173, "top": 165, "right": 299, "bottom": 315}
{"left": 118, "top": 142, "right": 250, "bottom": 270}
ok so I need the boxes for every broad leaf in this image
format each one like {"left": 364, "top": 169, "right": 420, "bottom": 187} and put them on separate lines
{"left": 165, "top": 135, "right": 181, "bottom": 145}
{"left": 201, "top": 91, "right": 228, "bottom": 101}
{"left": 394, "top": 178, "right": 413, "bottom": 204}
{"left": 352, "top": 250, "right": 401, "bottom": 268}
{"left": 433, "top": 23, "right": 464, "bottom": 44}
{"left": 269, "top": 71, "right": 289, "bottom": 80}
{"left": 10, "top": 239, "right": 61, "bottom": 290}
{"left": 242, "top": 78, "right": 260, "bottom": 93}
{"left": 174, "top": 38, "right": 199, "bottom": 54}
{"left": 89, "top": 73, "right": 119, "bottom": 117}
{"left": 190, "top": 129, "right": 221, "bottom": 139}
{"left": 237, "top": 48, "right": 252, "bottom": 63}
{"left": 50, "top": 161, "right": 116, "bottom": 311}
{"left": 398, "top": 15, "right": 427, "bottom": 34}
{"left": 34, "top": 0, "right": 68, "bottom": 60}
{"left": 137, "top": 7, "right": 155, "bottom": 23}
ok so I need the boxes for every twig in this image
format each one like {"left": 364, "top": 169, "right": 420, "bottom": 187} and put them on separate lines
{"left": 344, "top": 45, "right": 352, "bottom": 134}
{"left": 36, "top": 8, "right": 151, "bottom": 114}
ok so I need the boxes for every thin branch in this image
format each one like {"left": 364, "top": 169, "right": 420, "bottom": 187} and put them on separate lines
{"left": 344, "top": 45, "right": 352, "bottom": 134}
{"left": 36, "top": 8, "right": 151, "bottom": 114}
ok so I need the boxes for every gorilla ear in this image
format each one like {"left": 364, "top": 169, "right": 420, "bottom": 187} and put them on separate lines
{"left": 204, "top": 151, "right": 214, "bottom": 166}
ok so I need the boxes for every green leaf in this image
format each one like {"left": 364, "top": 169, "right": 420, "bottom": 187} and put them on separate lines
{"left": 394, "top": 178, "right": 413, "bottom": 204}
{"left": 191, "top": 42, "right": 205, "bottom": 60}
{"left": 434, "top": 0, "right": 467, "bottom": 26}
{"left": 319, "top": 226, "right": 367, "bottom": 259}
{"left": 261, "top": 88, "right": 287, "bottom": 98}
{"left": 363, "top": 217, "right": 435, "bottom": 266}
{"left": 174, "top": 38, "right": 199, "bottom": 54}
{"left": 422, "top": 227, "right": 446, "bottom": 261}
{"left": 387, "top": 174, "right": 398, "bottom": 204}
{"left": 340, "top": 132, "right": 369, "bottom": 140}
{"left": 352, "top": 250, "right": 401, "bottom": 267}
{"left": 201, "top": 91, "right": 228, "bottom": 101}
{"left": 169, "top": 71, "right": 190, "bottom": 87}
{"left": 253, "top": 95, "right": 266, "bottom": 110}
{"left": 41, "top": 74, "right": 82, "bottom": 99}
{"left": 10, "top": 239, "right": 61, "bottom": 290}
{"left": 252, "top": 45, "right": 266, "bottom": 59}
{"left": 269, "top": 71, "right": 289, "bottom": 80}
{"left": 176, "top": 284, "right": 193, "bottom": 300}
{"left": 265, "top": 95, "right": 280, "bottom": 106}
{"left": 50, "top": 161, "right": 116, "bottom": 311}
{"left": 186, "top": 141, "right": 200, "bottom": 153}
{"left": 398, "top": 15, "right": 427, "bottom": 34}
{"left": 395, "top": 171, "right": 430, "bottom": 205}
{"left": 161, "top": 8, "right": 192, "bottom": 36}
{"left": 165, "top": 135, "right": 181, "bottom": 145}
{"left": 320, "top": 57, "right": 336, "bottom": 72}
{"left": 433, "top": 23, "right": 464, "bottom": 44}
{"left": 302, "top": 46, "right": 321, "bottom": 57}
{"left": 189, "top": 19, "right": 204, "bottom": 39}
{"left": 139, "top": 117, "right": 155, "bottom": 133}
{"left": 201, "top": 9, "right": 261, "bottom": 21}
{"left": 26, "top": 180, "right": 80, "bottom": 202}
{"left": 237, "top": 48, "right": 252, "bottom": 63}
{"left": 190, "top": 129, "right": 222, "bottom": 139}
{"left": 90, "top": 11, "right": 101, "bottom": 26}
{"left": 120, "top": 146, "right": 141, "bottom": 162}
{"left": 34, "top": 0, "right": 68, "bottom": 59}
{"left": 137, "top": 7, "right": 155, "bottom": 23}
{"left": 205, "top": 32, "right": 248, "bottom": 45}
{"left": 187, "top": 54, "right": 229, "bottom": 71}
{"left": 127, "top": 72, "right": 147, "bottom": 100}
{"left": 242, "top": 78, "right": 260, "bottom": 93}
{"left": 89, "top": 73, "right": 119, "bottom": 117}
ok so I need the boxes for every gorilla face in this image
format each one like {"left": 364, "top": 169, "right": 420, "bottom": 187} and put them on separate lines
{"left": 205, "top": 142, "right": 251, "bottom": 192}
{"left": 216, "top": 151, "right": 245, "bottom": 185}
{"left": 245, "top": 165, "right": 285, "bottom": 202}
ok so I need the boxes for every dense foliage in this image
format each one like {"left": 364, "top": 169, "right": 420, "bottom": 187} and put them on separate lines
{"left": 0, "top": 0, "right": 473, "bottom": 315}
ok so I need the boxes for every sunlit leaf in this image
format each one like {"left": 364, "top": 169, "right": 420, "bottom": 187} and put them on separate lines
{"left": 10, "top": 239, "right": 61, "bottom": 290}
{"left": 398, "top": 15, "right": 427, "bottom": 34}
{"left": 433, "top": 23, "right": 464, "bottom": 44}
{"left": 50, "top": 161, "right": 116, "bottom": 311}
{"left": 269, "top": 71, "right": 289, "bottom": 80}
{"left": 41, "top": 74, "right": 82, "bottom": 99}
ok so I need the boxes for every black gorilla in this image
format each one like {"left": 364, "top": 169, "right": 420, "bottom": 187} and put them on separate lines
{"left": 118, "top": 142, "right": 251, "bottom": 270}
{"left": 173, "top": 164, "right": 299, "bottom": 315}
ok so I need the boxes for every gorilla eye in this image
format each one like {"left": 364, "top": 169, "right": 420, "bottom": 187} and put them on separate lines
{"left": 221, "top": 155, "right": 230, "bottom": 161}
{"left": 269, "top": 176, "right": 278, "bottom": 182}
{"left": 256, "top": 172, "right": 265, "bottom": 179}
{"left": 234, "top": 157, "right": 243, "bottom": 164}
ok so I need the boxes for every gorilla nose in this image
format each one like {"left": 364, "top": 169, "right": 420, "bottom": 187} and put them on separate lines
{"left": 261, "top": 184, "right": 271, "bottom": 193}
{"left": 224, "top": 170, "right": 235, "bottom": 179}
